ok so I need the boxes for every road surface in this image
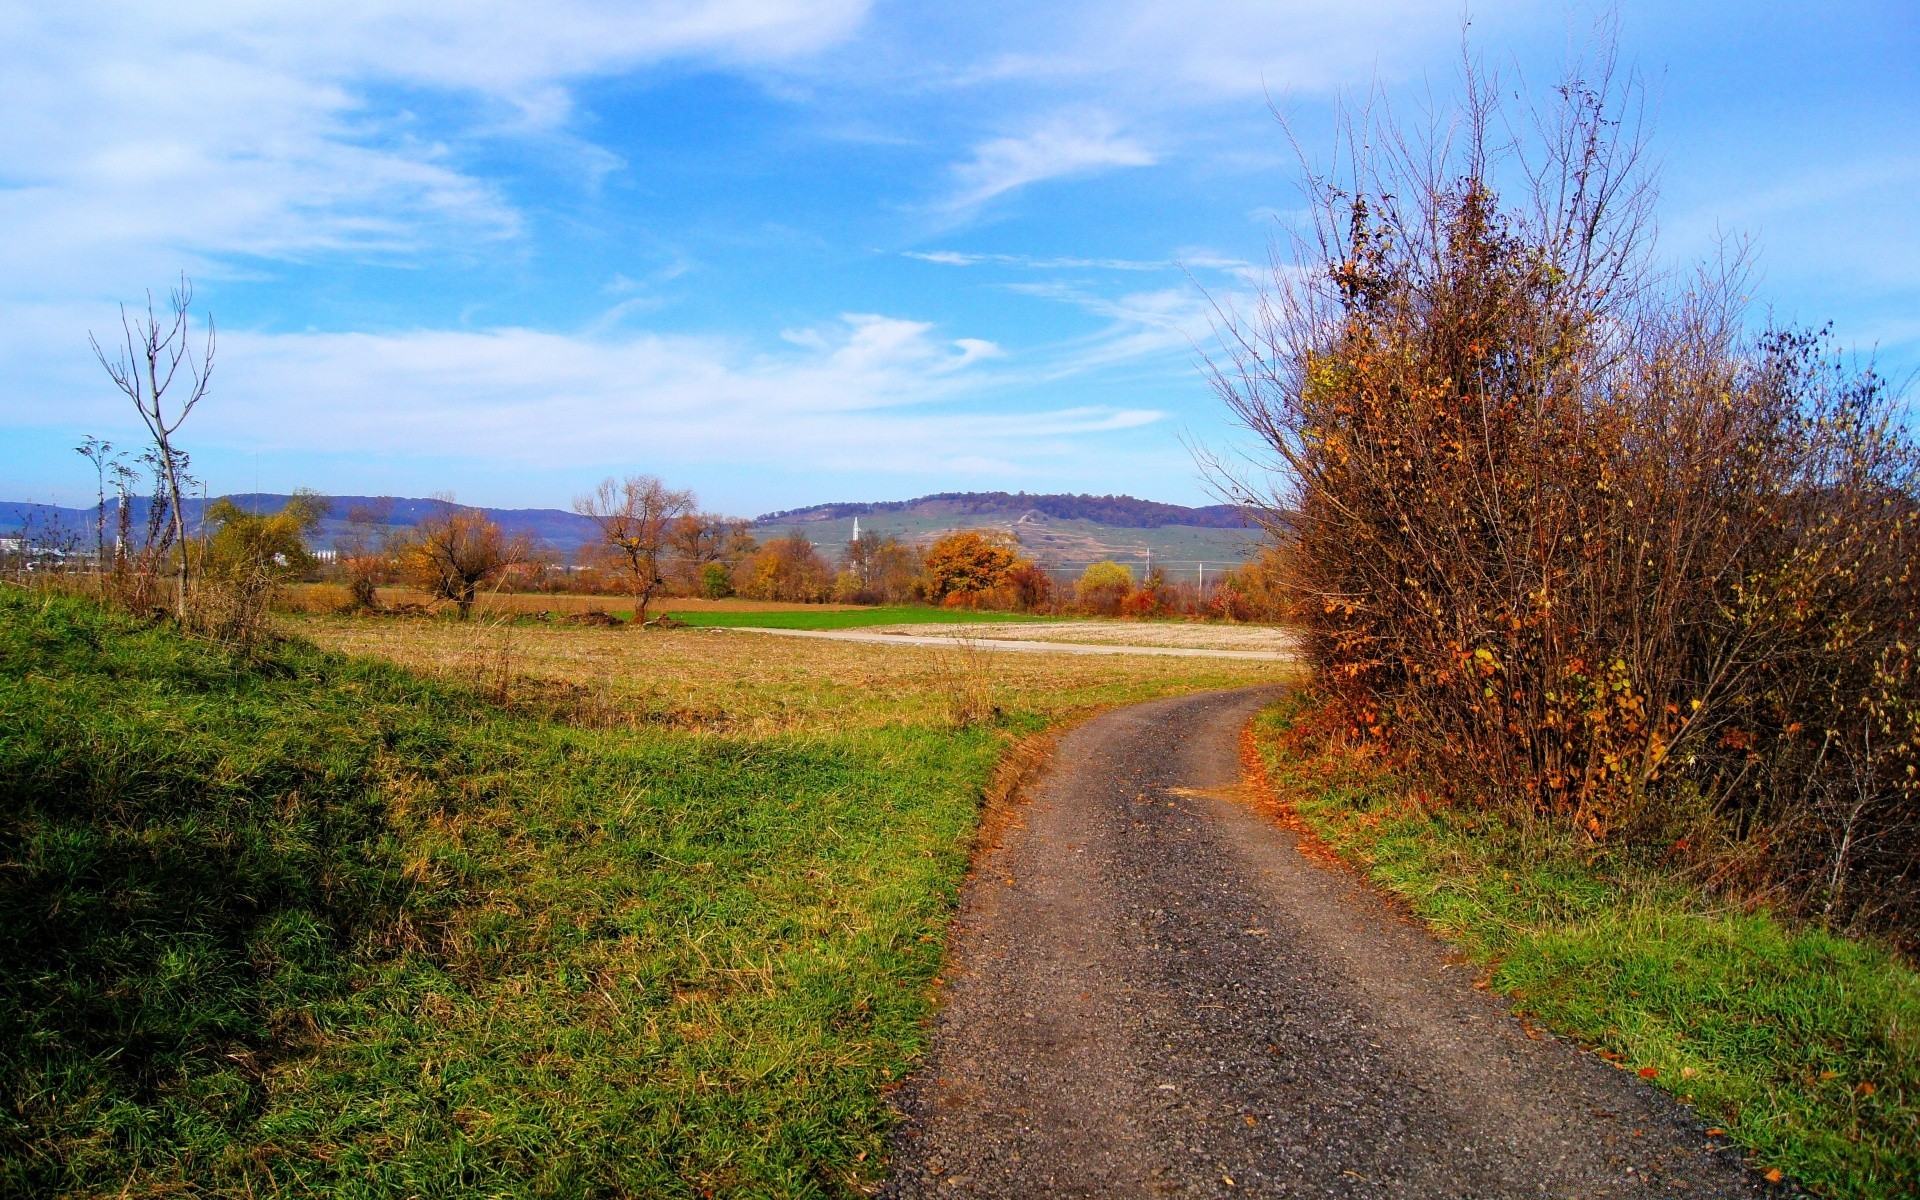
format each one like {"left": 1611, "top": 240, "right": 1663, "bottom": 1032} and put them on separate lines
{"left": 880, "top": 687, "right": 1771, "bottom": 1198}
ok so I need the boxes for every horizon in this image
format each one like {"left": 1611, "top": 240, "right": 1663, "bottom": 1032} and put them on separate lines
{"left": 2, "top": 3, "right": 1915, "bottom": 514}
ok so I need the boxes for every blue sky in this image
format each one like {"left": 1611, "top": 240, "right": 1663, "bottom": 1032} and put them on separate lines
{"left": 2, "top": 1, "right": 1915, "bottom": 516}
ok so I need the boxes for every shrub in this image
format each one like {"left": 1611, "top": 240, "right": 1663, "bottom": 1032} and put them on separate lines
{"left": 701, "top": 561, "right": 734, "bottom": 599}
{"left": 1209, "top": 54, "right": 1920, "bottom": 933}
{"left": 1076, "top": 561, "right": 1133, "bottom": 616}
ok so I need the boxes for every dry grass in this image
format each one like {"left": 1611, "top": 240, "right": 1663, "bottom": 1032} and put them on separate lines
{"left": 290, "top": 612, "right": 1295, "bottom": 739}
{"left": 278, "top": 584, "right": 864, "bottom": 617}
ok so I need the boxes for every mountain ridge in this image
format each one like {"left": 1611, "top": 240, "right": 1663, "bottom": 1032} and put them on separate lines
{"left": 757, "top": 491, "right": 1254, "bottom": 529}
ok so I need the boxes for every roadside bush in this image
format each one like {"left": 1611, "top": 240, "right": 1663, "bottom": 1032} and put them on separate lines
{"left": 1210, "top": 56, "right": 1920, "bottom": 933}
{"left": 701, "top": 560, "right": 734, "bottom": 598}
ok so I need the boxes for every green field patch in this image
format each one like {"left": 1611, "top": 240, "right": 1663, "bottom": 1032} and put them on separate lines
{"left": 664, "top": 605, "right": 1054, "bottom": 630}
{"left": 1250, "top": 699, "right": 1920, "bottom": 1199}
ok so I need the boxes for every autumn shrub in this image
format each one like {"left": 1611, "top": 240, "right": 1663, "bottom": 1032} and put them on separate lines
{"left": 1210, "top": 58, "right": 1920, "bottom": 933}
{"left": 193, "top": 492, "right": 324, "bottom": 646}
{"left": 1075, "top": 561, "right": 1133, "bottom": 617}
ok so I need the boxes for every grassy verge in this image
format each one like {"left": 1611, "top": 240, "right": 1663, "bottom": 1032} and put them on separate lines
{"left": 661, "top": 607, "right": 1051, "bottom": 630}
{"left": 1248, "top": 698, "right": 1919, "bottom": 1199}
{"left": 1, "top": 588, "right": 1283, "bottom": 1197}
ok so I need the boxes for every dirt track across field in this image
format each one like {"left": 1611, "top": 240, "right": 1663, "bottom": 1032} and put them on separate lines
{"left": 880, "top": 687, "right": 1772, "bottom": 1198}
{"left": 719, "top": 626, "right": 1294, "bottom": 661}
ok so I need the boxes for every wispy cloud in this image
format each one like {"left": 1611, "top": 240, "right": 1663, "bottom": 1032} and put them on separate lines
{"left": 905, "top": 250, "right": 1169, "bottom": 270}
{"left": 0, "top": 303, "right": 1157, "bottom": 475}
{"left": 0, "top": 1, "right": 871, "bottom": 289}
{"left": 944, "top": 112, "right": 1154, "bottom": 211}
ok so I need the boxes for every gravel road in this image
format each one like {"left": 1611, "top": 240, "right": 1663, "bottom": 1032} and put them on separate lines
{"left": 719, "top": 626, "right": 1293, "bottom": 661}
{"left": 880, "top": 687, "right": 1773, "bottom": 1199}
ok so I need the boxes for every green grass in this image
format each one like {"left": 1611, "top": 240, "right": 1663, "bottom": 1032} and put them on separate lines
{"left": 0, "top": 589, "right": 1000, "bottom": 1197}
{"left": 662, "top": 606, "right": 1053, "bottom": 630}
{"left": 1, "top": 588, "right": 1279, "bottom": 1197}
{"left": 1250, "top": 699, "right": 1920, "bottom": 1199}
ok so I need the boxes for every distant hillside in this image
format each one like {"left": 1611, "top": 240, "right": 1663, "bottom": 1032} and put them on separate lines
{"left": 1, "top": 496, "right": 601, "bottom": 552}
{"left": 759, "top": 491, "right": 1255, "bottom": 530}
{"left": 4, "top": 489, "right": 1270, "bottom": 567}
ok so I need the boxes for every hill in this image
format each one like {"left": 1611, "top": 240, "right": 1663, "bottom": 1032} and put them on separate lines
{"left": 3, "top": 489, "right": 1268, "bottom": 567}
{"left": 758, "top": 491, "right": 1254, "bottom": 529}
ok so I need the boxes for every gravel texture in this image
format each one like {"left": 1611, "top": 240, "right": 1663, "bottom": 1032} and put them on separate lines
{"left": 880, "top": 687, "right": 1776, "bottom": 1199}
{"left": 723, "top": 627, "right": 1292, "bottom": 661}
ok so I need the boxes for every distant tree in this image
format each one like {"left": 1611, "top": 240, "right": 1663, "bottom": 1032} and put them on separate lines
{"left": 338, "top": 499, "right": 397, "bottom": 610}
{"left": 670, "top": 513, "right": 756, "bottom": 583}
{"left": 923, "top": 530, "right": 1018, "bottom": 604}
{"left": 401, "top": 502, "right": 527, "bottom": 618}
{"left": 1002, "top": 561, "right": 1055, "bottom": 612}
{"left": 574, "top": 475, "right": 696, "bottom": 623}
{"left": 91, "top": 276, "right": 213, "bottom": 619}
{"left": 699, "top": 560, "right": 734, "bottom": 599}
{"left": 740, "top": 532, "right": 832, "bottom": 602}
{"left": 1076, "top": 561, "right": 1133, "bottom": 616}
{"left": 842, "top": 531, "right": 923, "bottom": 604}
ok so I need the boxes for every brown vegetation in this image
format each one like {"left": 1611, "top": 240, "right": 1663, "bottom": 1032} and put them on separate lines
{"left": 398, "top": 503, "right": 531, "bottom": 618}
{"left": 1209, "top": 52, "right": 1920, "bottom": 933}
{"left": 573, "top": 474, "right": 696, "bottom": 622}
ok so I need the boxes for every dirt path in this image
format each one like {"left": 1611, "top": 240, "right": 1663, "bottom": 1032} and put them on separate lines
{"left": 717, "top": 626, "right": 1293, "bottom": 661}
{"left": 881, "top": 688, "right": 1771, "bottom": 1198}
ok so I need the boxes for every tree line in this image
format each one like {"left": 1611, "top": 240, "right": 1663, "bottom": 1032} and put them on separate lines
{"left": 318, "top": 478, "right": 1289, "bottom": 623}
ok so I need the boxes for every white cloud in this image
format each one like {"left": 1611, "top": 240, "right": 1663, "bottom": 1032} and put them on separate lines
{"left": 945, "top": 112, "right": 1155, "bottom": 210}
{"left": 0, "top": 0, "right": 870, "bottom": 289}
{"left": 0, "top": 304, "right": 1156, "bottom": 475}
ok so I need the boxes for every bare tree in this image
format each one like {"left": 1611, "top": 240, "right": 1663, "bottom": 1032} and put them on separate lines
{"left": 574, "top": 475, "right": 695, "bottom": 623}
{"left": 91, "top": 276, "right": 214, "bottom": 619}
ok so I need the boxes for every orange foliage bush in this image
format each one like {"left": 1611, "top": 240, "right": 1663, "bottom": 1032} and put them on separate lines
{"left": 1211, "top": 57, "right": 1920, "bottom": 931}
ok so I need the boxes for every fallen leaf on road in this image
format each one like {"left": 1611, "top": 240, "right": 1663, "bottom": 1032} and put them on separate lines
{"left": 1244, "top": 1115, "right": 1257, "bottom": 1126}
{"left": 1764, "top": 1168, "right": 1783, "bottom": 1183}
{"left": 1638, "top": 1067, "right": 1658, "bottom": 1079}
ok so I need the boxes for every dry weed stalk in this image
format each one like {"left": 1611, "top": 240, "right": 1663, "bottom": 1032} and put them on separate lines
{"left": 932, "top": 636, "right": 999, "bottom": 728}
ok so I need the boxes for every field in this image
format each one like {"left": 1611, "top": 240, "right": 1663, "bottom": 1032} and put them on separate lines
{"left": 662, "top": 606, "right": 1050, "bottom": 630}
{"left": 281, "top": 585, "right": 865, "bottom": 617}
{"left": 1249, "top": 699, "right": 1920, "bottom": 1199}
{"left": 1, "top": 588, "right": 1289, "bottom": 1197}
